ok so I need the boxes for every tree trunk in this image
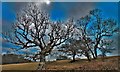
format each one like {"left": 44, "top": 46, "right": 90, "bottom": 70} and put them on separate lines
{"left": 94, "top": 41, "right": 99, "bottom": 58}
{"left": 72, "top": 53, "right": 76, "bottom": 62}
{"left": 70, "top": 51, "right": 76, "bottom": 63}
{"left": 84, "top": 38, "right": 96, "bottom": 59}
{"left": 85, "top": 52, "right": 91, "bottom": 61}
{"left": 90, "top": 49, "right": 96, "bottom": 59}
{"left": 102, "top": 52, "right": 106, "bottom": 62}
{"left": 94, "top": 37, "right": 101, "bottom": 59}
{"left": 37, "top": 54, "right": 46, "bottom": 70}
{"left": 86, "top": 44, "right": 96, "bottom": 59}
{"left": 94, "top": 47, "right": 98, "bottom": 58}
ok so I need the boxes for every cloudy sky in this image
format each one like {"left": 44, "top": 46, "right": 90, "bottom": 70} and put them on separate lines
{"left": 2, "top": 2, "right": 118, "bottom": 30}
{"left": 1, "top": 2, "right": 119, "bottom": 56}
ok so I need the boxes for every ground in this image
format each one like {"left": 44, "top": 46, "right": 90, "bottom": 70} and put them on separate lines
{"left": 1, "top": 56, "right": 120, "bottom": 71}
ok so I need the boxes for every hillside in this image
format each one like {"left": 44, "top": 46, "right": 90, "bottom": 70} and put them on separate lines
{"left": 2, "top": 54, "right": 31, "bottom": 64}
{"left": 1, "top": 56, "right": 120, "bottom": 71}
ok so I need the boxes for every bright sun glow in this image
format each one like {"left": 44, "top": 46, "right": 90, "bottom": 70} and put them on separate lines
{"left": 45, "top": 0, "right": 51, "bottom": 5}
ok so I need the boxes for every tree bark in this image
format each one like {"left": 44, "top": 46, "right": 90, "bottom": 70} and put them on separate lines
{"left": 37, "top": 54, "right": 46, "bottom": 70}
{"left": 70, "top": 51, "right": 76, "bottom": 63}
{"left": 72, "top": 53, "right": 76, "bottom": 62}
{"left": 85, "top": 42, "right": 96, "bottom": 59}
{"left": 90, "top": 49, "right": 96, "bottom": 59}
{"left": 94, "top": 36, "right": 102, "bottom": 59}
{"left": 85, "top": 52, "right": 91, "bottom": 61}
{"left": 94, "top": 45, "right": 98, "bottom": 58}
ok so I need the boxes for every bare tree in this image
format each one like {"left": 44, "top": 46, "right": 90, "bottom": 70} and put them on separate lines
{"left": 58, "top": 18, "right": 92, "bottom": 62}
{"left": 59, "top": 37, "right": 93, "bottom": 62}
{"left": 88, "top": 9, "right": 118, "bottom": 58}
{"left": 77, "top": 15, "right": 96, "bottom": 59}
{"left": 77, "top": 9, "right": 118, "bottom": 59}
{"left": 3, "top": 3, "right": 74, "bottom": 70}
{"left": 59, "top": 39, "right": 82, "bottom": 62}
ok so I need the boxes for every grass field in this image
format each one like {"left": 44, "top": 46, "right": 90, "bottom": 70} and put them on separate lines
{"left": 1, "top": 56, "right": 120, "bottom": 70}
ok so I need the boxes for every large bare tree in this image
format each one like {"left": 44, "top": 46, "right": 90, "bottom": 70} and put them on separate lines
{"left": 88, "top": 9, "right": 118, "bottom": 58}
{"left": 77, "top": 9, "right": 118, "bottom": 59}
{"left": 3, "top": 3, "right": 74, "bottom": 70}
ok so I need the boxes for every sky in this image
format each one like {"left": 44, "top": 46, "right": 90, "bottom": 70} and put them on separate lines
{"left": 1, "top": 2, "right": 119, "bottom": 57}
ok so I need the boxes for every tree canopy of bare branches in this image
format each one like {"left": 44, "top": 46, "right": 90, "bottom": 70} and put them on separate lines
{"left": 2, "top": 3, "right": 118, "bottom": 70}
{"left": 3, "top": 3, "right": 75, "bottom": 70}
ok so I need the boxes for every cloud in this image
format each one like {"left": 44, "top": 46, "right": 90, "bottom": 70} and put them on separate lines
{"left": 64, "top": 2, "right": 95, "bottom": 19}
{"left": 48, "top": 2, "right": 95, "bottom": 20}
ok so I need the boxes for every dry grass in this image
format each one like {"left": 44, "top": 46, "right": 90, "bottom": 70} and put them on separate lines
{"left": 2, "top": 62, "right": 38, "bottom": 70}
{"left": 1, "top": 56, "right": 120, "bottom": 70}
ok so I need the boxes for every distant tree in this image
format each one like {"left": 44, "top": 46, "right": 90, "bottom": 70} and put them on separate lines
{"left": 2, "top": 3, "right": 74, "bottom": 70}
{"left": 59, "top": 39, "right": 81, "bottom": 62}
{"left": 56, "top": 55, "right": 68, "bottom": 60}
{"left": 59, "top": 38, "right": 92, "bottom": 62}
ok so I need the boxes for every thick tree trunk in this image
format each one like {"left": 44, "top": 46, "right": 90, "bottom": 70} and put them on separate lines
{"left": 94, "top": 47, "right": 98, "bottom": 58}
{"left": 94, "top": 37, "right": 101, "bottom": 59}
{"left": 94, "top": 41, "right": 99, "bottom": 59}
{"left": 70, "top": 51, "right": 76, "bottom": 63}
{"left": 37, "top": 55, "right": 46, "bottom": 70}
